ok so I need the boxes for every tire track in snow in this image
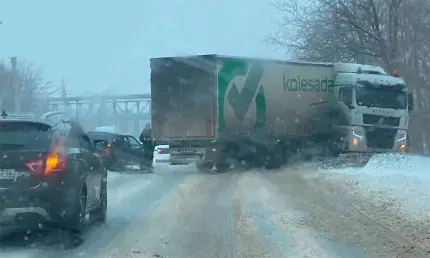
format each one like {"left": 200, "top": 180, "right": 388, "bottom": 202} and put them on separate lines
{"left": 95, "top": 172, "right": 240, "bottom": 258}
{"left": 261, "top": 168, "right": 426, "bottom": 258}
{"left": 61, "top": 171, "right": 189, "bottom": 258}
{"left": 239, "top": 170, "right": 369, "bottom": 258}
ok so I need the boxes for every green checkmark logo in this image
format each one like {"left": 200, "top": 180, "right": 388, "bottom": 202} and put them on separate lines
{"left": 218, "top": 58, "right": 267, "bottom": 135}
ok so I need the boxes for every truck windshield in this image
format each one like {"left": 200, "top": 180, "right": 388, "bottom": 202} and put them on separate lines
{"left": 355, "top": 86, "right": 407, "bottom": 109}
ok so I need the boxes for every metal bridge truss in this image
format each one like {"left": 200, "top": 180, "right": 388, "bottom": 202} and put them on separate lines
{"left": 42, "top": 94, "right": 151, "bottom": 135}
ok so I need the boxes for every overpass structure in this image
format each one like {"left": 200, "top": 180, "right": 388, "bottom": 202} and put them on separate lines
{"left": 41, "top": 94, "right": 151, "bottom": 136}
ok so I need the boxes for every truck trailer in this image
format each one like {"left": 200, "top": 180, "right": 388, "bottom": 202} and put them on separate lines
{"left": 150, "top": 55, "right": 413, "bottom": 171}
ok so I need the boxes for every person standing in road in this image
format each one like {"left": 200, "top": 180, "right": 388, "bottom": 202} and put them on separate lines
{"left": 140, "top": 123, "right": 154, "bottom": 168}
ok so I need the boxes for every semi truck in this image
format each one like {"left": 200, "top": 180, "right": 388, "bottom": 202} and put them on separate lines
{"left": 150, "top": 55, "right": 414, "bottom": 171}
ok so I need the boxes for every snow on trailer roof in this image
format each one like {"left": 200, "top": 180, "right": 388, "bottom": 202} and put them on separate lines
{"left": 150, "top": 54, "right": 335, "bottom": 67}
{"left": 149, "top": 54, "right": 396, "bottom": 71}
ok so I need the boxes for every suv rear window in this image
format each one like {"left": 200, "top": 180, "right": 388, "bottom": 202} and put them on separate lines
{"left": 0, "top": 121, "right": 53, "bottom": 149}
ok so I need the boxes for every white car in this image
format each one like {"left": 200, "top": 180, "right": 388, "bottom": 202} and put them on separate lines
{"left": 154, "top": 145, "right": 169, "bottom": 164}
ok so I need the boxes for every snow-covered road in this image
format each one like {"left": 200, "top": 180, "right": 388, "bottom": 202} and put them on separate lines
{"left": 2, "top": 155, "right": 430, "bottom": 257}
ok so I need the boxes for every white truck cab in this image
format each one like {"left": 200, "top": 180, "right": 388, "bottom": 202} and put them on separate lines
{"left": 331, "top": 63, "right": 412, "bottom": 153}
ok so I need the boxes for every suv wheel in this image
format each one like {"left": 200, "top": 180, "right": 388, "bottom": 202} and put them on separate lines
{"left": 63, "top": 187, "right": 86, "bottom": 248}
{"left": 72, "top": 188, "right": 86, "bottom": 230}
{"left": 90, "top": 182, "right": 107, "bottom": 223}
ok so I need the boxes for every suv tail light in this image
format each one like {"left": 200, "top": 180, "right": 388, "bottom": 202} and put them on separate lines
{"left": 44, "top": 152, "right": 67, "bottom": 175}
{"left": 24, "top": 152, "right": 67, "bottom": 176}
{"left": 24, "top": 137, "right": 67, "bottom": 176}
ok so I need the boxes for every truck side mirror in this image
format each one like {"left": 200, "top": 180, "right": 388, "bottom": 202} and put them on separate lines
{"left": 408, "top": 93, "right": 414, "bottom": 111}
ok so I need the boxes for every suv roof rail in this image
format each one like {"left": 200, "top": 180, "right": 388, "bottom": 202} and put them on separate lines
{"left": 0, "top": 111, "right": 37, "bottom": 121}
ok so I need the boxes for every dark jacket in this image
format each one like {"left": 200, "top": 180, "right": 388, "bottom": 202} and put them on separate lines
{"left": 139, "top": 128, "right": 152, "bottom": 143}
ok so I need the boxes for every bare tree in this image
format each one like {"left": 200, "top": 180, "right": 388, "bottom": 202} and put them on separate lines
{"left": 18, "top": 61, "right": 52, "bottom": 112}
{"left": 0, "top": 60, "right": 51, "bottom": 112}
{"left": 267, "top": 0, "right": 430, "bottom": 153}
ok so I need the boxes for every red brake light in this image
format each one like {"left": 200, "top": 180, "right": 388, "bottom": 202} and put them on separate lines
{"left": 24, "top": 160, "right": 44, "bottom": 175}
{"left": 24, "top": 138, "right": 67, "bottom": 176}
{"left": 24, "top": 152, "right": 67, "bottom": 176}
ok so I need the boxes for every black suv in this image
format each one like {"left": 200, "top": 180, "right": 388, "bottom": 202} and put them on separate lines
{"left": 0, "top": 112, "right": 107, "bottom": 238}
{"left": 87, "top": 131, "right": 152, "bottom": 172}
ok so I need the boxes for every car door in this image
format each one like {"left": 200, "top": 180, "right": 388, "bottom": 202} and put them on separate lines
{"left": 122, "top": 135, "right": 133, "bottom": 155}
{"left": 80, "top": 133, "right": 103, "bottom": 209}
{"left": 126, "top": 135, "right": 144, "bottom": 159}
{"left": 62, "top": 121, "right": 92, "bottom": 207}
{"left": 68, "top": 121, "right": 99, "bottom": 209}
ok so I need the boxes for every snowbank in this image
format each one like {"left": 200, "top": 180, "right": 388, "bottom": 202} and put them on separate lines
{"left": 321, "top": 153, "right": 430, "bottom": 222}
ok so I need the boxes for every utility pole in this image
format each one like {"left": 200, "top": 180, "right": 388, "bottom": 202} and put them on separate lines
{"left": 11, "top": 57, "right": 20, "bottom": 112}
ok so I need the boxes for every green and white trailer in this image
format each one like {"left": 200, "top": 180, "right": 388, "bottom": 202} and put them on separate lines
{"left": 150, "top": 55, "right": 413, "bottom": 170}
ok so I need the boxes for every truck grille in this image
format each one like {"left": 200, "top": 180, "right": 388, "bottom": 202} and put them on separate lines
{"left": 364, "top": 127, "right": 397, "bottom": 149}
{"left": 363, "top": 114, "right": 400, "bottom": 127}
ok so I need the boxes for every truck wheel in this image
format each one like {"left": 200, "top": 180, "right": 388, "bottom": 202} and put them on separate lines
{"left": 215, "top": 163, "right": 230, "bottom": 172}
{"left": 214, "top": 145, "right": 233, "bottom": 172}
{"left": 265, "top": 147, "right": 284, "bottom": 170}
{"left": 196, "top": 161, "right": 214, "bottom": 170}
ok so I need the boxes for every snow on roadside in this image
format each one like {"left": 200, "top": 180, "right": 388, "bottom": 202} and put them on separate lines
{"left": 320, "top": 153, "right": 430, "bottom": 224}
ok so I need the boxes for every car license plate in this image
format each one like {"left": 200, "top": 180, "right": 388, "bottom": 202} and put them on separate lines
{"left": 172, "top": 155, "right": 200, "bottom": 163}
{"left": 0, "top": 169, "right": 16, "bottom": 180}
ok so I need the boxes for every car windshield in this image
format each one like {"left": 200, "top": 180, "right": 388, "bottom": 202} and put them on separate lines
{"left": 3, "top": 1, "right": 430, "bottom": 257}
{"left": 0, "top": 121, "right": 52, "bottom": 149}
{"left": 355, "top": 85, "right": 407, "bottom": 109}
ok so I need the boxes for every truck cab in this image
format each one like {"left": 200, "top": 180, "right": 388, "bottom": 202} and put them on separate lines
{"left": 331, "top": 63, "right": 413, "bottom": 153}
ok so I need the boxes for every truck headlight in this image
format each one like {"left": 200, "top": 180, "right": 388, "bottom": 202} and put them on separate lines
{"left": 352, "top": 130, "right": 364, "bottom": 138}
{"left": 352, "top": 130, "right": 364, "bottom": 146}
{"left": 396, "top": 133, "right": 407, "bottom": 142}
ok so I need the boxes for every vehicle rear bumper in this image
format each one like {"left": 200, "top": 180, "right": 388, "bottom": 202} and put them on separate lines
{"left": 0, "top": 185, "right": 79, "bottom": 228}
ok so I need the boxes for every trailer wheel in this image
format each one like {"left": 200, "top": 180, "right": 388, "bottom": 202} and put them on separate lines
{"left": 265, "top": 145, "right": 285, "bottom": 170}
{"left": 215, "top": 163, "right": 230, "bottom": 172}
{"left": 327, "top": 141, "right": 341, "bottom": 157}
{"left": 196, "top": 161, "right": 214, "bottom": 172}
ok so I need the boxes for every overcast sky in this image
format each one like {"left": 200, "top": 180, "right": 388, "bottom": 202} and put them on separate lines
{"left": 0, "top": 0, "right": 282, "bottom": 96}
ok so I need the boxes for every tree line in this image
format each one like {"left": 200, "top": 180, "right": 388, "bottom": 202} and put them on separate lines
{"left": 268, "top": 0, "right": 430, "bottom": 154}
